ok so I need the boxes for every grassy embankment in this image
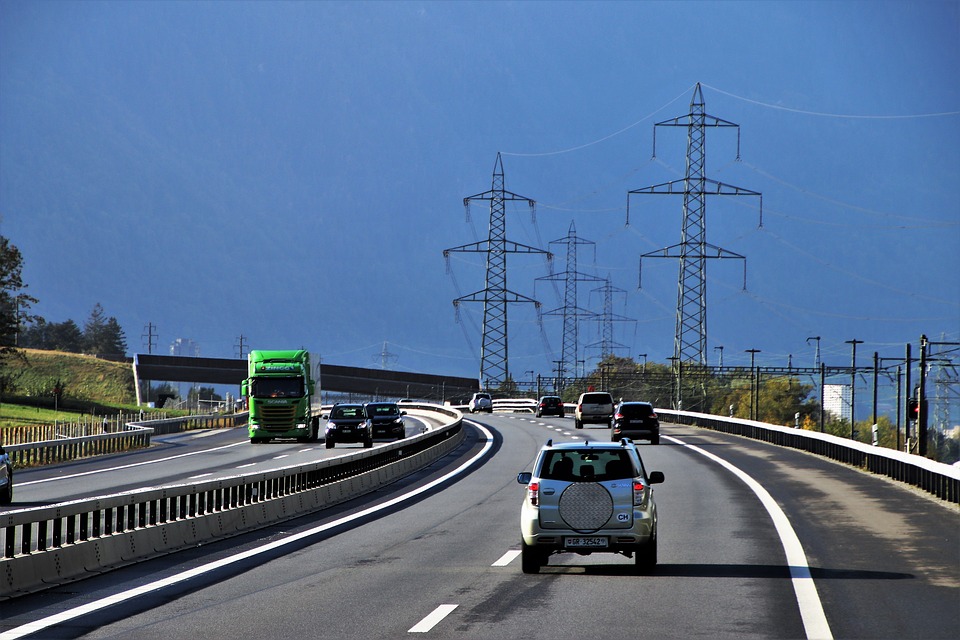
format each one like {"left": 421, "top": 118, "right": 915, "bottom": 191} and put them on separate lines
{"left": 0, "top": 349, "right": 170, "bottom": 429}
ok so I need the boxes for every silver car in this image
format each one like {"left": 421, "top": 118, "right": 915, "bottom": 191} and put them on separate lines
{"left": 517, "top": 439, "right": 664, "bottom": 574}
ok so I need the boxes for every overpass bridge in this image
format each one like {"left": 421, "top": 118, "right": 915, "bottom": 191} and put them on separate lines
{"left": 131, "top": 353, "right": 480, "bottom": 405}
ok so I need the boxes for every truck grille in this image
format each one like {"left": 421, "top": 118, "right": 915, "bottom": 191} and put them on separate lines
{"left": 259, "top": 405, "right": 297, "bottom": 431}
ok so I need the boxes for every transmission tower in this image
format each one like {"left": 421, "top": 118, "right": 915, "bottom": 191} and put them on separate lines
{"left": 141, "top": 323, "right": 158, "bottom": 354}
{"left": 628, "top": 83, "right": 762, "bottom": 366}
{"left": 376, "top": 341, "right": 399, "bottom": 370}
{"left": 444, "top": 153, "right": 551, "bottom": 387}
{"left": 537, "top": 221, "right": 603, "bottom": 387}
{"left": 234, "top": 334, "right": 248, "bottom": 359}
{"left": 586, "top": 275, "right": 634, "bottom": 361}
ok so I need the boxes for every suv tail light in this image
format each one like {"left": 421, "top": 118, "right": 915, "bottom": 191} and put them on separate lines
{"left": 649, "top": 411, "right": 658, "bottom": 419}
{"left": 633, "top": 480, "right": 647, "bottom": 506}
{"left": 527, "top": 481, "right": 540, "bottom": 507}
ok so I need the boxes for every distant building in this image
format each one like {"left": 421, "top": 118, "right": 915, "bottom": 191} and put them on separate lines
{"left": 824, "top": 384, "right": 851, "bottom": 422}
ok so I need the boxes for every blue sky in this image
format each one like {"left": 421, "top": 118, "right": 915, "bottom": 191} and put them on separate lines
{"left": 1, "top": 1, "right": 958, "bottom": 400}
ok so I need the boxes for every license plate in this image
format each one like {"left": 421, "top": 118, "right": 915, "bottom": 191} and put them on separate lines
{"left": 565, "top": 536, "right": 608, "bottom": 548}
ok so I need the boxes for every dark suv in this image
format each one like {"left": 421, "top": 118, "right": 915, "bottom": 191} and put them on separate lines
{"left": 365, "top": 402, "right": 407, "bottom": 439}
{"left": 323, "top": 403, "right": 372, "bottom": 449}
{"left": 611, "top": 401, "right": 660, "bottom": 445}
{"left": 535, "top": 396, "right": 564, "bottom": 418}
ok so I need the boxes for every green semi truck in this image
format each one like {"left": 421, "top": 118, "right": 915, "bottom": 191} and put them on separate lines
{"left": 241, "top": 349, "right": 320, "bottom": 443}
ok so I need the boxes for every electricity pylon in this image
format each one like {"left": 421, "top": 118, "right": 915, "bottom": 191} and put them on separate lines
{"left": 585, "top": 275, "right": 633, "bottom": 361}
{"left": 628, "top": 82, "right": 762, "bottom": 367}
{"left": 537, "top": 221, "right": 603, "bottom": 388}
{"left": 444, "top": 153, "right": 551, "bottom": 387}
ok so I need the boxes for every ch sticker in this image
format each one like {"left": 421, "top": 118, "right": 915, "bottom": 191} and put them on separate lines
{"left": 617, "top": 513, "right": 630, "bottom": 522}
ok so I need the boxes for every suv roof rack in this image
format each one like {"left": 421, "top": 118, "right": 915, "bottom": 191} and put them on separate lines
{"left": 620, "top": 438, "right": 634, "bottom": 446}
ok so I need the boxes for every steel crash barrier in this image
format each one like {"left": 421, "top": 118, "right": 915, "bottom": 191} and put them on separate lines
{"left": 0, "top": 405, "right": 463, "bottom": 599}
{"left": 658, "top": 409, "right": 960, "bottom": 504}
{"left": 3, "top": 412, "right": 250, "bottom": 469}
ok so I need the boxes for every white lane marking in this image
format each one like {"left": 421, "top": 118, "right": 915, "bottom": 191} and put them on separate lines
{"left": 17, "top": 442, "right": 247, "bottom": 486}
{"left": 188, "top": 473, "right": 213, "bottom": 480}
{"left": 409, "top": 604, "right": 458, "bottom": 633}
{"left": 492, "top": 550, "right": 521, "bottom": 567}
{"left": 272, "top": 455, "right": 289, "bottom": 460}
{"left": 664, "top": 434, "right": 833, "bottom": 640}
{"left": 1, "top": 423, "right": 495, "bottom": 640}
{"left": 235, "top": 463, "right": 257, "bottom": 469}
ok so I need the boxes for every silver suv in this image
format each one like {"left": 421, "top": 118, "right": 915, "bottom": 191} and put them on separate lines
{"left": 574, "top": 391, "right": 614, "bottom": 429}
{"left": 517, "top": 439, "right": 664, "bottom": 574}
{"left": 469, "top": 392, "right": 493, "bottom": 413}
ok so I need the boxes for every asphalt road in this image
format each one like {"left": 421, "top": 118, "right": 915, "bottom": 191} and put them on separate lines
{"left": 2, "top": 414, "right": 957, "bottom": 639}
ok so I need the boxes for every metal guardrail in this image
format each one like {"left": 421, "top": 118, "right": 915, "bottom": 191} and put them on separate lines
{"left": 0, "top": 404, "right": 463, "bottom": 599}
{"left": 658, "top": 409, "right": 960, "bottom": 504}
{"left": 3, "top": 412, "right": 250, "bottom": 468}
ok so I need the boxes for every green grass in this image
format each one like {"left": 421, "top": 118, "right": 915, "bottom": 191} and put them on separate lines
{"left": 0, "top": 348, "right": 164, "bottom": 429}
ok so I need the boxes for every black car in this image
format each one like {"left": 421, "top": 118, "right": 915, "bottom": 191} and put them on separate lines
{"left": 365, "top": 402, "right": 407, "bottom": 439}
{"left": 611, "top": 401, "right": 660, "bottom": 444}
{"left": 323, "top": 403, "right": 372, "bottom": 449}
{"left": 535, "top": 395, "right": 565, "bottom": 418}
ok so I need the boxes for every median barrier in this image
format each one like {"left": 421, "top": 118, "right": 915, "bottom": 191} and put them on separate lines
{"left": 658, "top": 408, "right": 960, "bottom": 504}
{"left": 0, "top": 404, "right": 463, "bottom": 599}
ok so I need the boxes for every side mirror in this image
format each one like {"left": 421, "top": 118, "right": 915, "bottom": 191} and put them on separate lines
{"left": 517, "top": 471, "right": 532, "bottom": 485}
{"left": 240, "top": 381, "right": 249, "bottom": 398}
{"left": 648, "top": 471, "right": 665, "bottom": 484}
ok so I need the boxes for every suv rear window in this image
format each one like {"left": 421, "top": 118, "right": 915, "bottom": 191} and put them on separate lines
{"left": 539, "top": 449, "right": 640, "bottom": 481}
{"left": 581, "top": 393, "right": 613, "bottom": 404}
{"left": 618, "top": 403, "right": 653, "bottom": 417}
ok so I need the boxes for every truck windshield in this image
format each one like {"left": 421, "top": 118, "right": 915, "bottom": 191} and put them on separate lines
{"left": 251, "top": 377, "right": 303, "bottom": 398}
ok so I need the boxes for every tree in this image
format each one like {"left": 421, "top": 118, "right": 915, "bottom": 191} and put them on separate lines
{"left": 83, "top": 303, "right": 127, "bottom": 356}
{"left": 0, "top": 235, "right": 38, "bottom": 353}
{"left": 48, "top": 320, "right": 84, "bottom": 353}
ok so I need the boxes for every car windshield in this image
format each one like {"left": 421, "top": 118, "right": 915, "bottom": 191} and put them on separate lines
{"left": 539, "top": 449, "right": 641, "bottom": 482}
{"left": 251, "top": 377, "right": 303, "bottom": 399}
{"left": 367, "top": 404, "right": 399, "bottom": 417}
{"left": 332, "top": 405, "right": 363, "bottom": 419}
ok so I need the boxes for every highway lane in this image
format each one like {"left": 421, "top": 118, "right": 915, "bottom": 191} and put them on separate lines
{"left": 6, "top": 416, "right": 433, "bottom": 507}
{"left": 2, "top": 414, "right": 957, "bottom": 639}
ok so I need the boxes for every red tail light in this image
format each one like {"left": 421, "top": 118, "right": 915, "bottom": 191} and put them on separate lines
{"left": 650, "top": 412, "right": 658, "bottom": 419}
{"left": 633, "top": 480, "right": 646, "bottom": 506}
{"left": 528, "top": 481, "right": 540, "bottom": 507}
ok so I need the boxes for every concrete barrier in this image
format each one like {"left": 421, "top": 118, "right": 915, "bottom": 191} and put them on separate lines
{"left": 0, "top": 404, "right": 463, "bottom": 599}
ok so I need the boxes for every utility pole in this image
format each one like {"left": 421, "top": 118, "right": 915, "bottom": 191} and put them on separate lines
{"left": 714, "top": 345, "right": 724, "bottom": 368}
{"left": 629, "top": 83, "right": 762, "bottom": 369}
{"left": 444, "top": 153, "right": 551, "bottom": 387}
{"left": 846, "top": 339, "right": 863, "bottom": 440}
{"left": 537, "top": 221, "right": 602, "bottom": 391}
{"left": 745, "top": 348, "right": 761, "bottom": 420}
